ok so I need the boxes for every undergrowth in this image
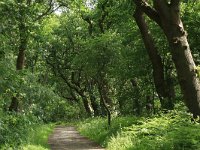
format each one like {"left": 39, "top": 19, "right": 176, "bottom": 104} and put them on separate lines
{"left": 0, "top": 112, "right": 54, "bottom": 150}
{"left": 78, "top": 111, "right": 200, "bottom": 150}
{"left": 0, "top": 112, "right": 38, "bottom": 149}
{"left": 20, "top": 124, "right": 54, "bottom": 150}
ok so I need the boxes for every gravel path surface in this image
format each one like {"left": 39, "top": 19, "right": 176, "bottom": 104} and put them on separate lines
{"left": 48, "top": 126, "right": 105, "bottom": 150}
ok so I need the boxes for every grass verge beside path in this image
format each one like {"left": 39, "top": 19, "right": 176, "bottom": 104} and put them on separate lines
{"left": 20, "top": 124, "right": 55, "bottom": 150}
{"left": 77, "top": 111, "right": 200, "bottom": 150}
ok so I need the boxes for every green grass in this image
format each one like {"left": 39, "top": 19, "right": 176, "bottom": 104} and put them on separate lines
{"left": 77, "top": 116, "right": 139, "bottom": 147}
{"left": 20, "top": 124, "right": 55, "bottom": 150}
{"left": 77, "top": 111, "right": 200, "bottom": 150}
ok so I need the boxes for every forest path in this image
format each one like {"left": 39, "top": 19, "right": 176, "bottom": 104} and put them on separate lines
{"left": 48, "top": 126, "right": 105, "bottom": 150}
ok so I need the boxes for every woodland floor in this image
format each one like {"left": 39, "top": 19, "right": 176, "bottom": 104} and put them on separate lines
{"left": 48, "top": 126, "right": 105, "bottom": 150}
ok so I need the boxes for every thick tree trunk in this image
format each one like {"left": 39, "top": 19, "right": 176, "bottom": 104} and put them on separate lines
{"left": 166, "top": 24, "right": 200, "bottom": 116}
{"left": 134, "top": 7, "right": 174, "bottom": 110}
{"left": 160, "top": 3, "right": 200, "bottom": 116}
{"left": 135, "top": 0, "right": 200, "bottom": 116}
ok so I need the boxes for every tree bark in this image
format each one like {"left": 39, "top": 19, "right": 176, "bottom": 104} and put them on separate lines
{"left": 159, "top": 2, "right": 200, "bottom": 116}
{"left": 88, "top": 81, "right": 100, "bottom": 116}
{"left": 165, "top": 20, "right": 200, "bottom": 116}
{"left": 134, "top": 7, "right": 174, "bottom": 110}
{"left": 135, "top": 0, "right": 200, "bottom": 116}
{"left": 81, "top": 94, "right": 93, "bottom": 117}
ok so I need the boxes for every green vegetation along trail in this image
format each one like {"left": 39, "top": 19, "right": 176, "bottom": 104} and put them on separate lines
{"left": 48, "top": 126, "right": 104, "bottom": 150}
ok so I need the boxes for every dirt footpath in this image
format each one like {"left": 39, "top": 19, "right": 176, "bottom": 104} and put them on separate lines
{"left": 48, "top": 126, "right": 105, "bottom": 150}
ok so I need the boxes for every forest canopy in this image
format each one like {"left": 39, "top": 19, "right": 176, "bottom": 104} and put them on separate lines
{"left": 0, "top": 0, "right": 200, "bottom": 149}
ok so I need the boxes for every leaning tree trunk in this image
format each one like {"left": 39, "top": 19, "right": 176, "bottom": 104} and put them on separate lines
{"left": 88, "top": 81, "right": 100, "bottom": 116}
{"left": 165, "top": 19, "right": 200, "bottom": 117}
{"left": 134, "top": 0, "right": 200, "bottom": 116}
{"left": 98, "top": 84, "right": 111, "bottom": 127}
{"left": 134, "top": 7, "right": 174, "bottom": 110}
{"left": 159, "top": 1, "right": 200, "bottom": 116}
{"left": 97, "top": 77, "right": 112, "bottom": 127}
{"left": 79, "top": 91, "right": 93, "bottom": 117}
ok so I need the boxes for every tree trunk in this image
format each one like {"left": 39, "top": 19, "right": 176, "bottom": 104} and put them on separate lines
{"left": 16, "top": 49, "right": 25, "bottom": 70}
{"left": 87, "top": 80, "right": 100, "bottom": 116}
{"left": 90, "top": 94, "right": 99, "bottom": 117}
{"left": 135, "top": 0, "right": 200, "bottom": 116}
{"left": 9, "top": 22, "right": 28, "bottom": 112}
{"left": 80, "top": 93, "right": 93, "bottom": 117}
{"left": 97, "top": 79, "right": 111, "bottom": 126}
{"left": 134, "top": 7, "right": 174, "bottom": 110}
{"left": 166, "top": 23, "right": 200, "bottom": 116}
{"left": 160, "top": 2, "right": 200, "bottom": 116}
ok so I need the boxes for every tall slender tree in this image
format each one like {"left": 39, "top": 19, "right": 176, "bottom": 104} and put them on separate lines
{"left": 9, "top": 0, "right": 57, "bottom": 111}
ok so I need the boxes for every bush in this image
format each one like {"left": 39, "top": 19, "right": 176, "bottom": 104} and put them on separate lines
{"left": 0, "top": 112, "right": 39, "bottom": 149}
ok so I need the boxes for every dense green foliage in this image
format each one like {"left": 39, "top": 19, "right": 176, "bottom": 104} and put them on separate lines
{"left": 0, "top": 112, "right": 54, "bottom": 149}
{"left": 0, "top": 0, "right": 200, "bottom": 149}
{"left": 20, "top": 124, "right": 54, "bottom": 150}
{"left": 78, "top": 110, "right": 200, "bottom": 150}
{"left": 0, "top": 112, "right": 38, "bottom": 148}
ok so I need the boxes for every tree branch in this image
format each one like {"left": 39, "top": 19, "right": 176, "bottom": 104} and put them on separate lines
{"left": 153, "top": 0, "right": 170, "bottom": 20}
{"left": 98, "top": 0, "right": 109, "bottom": 33}
{"left": 34, "top": 0, "right": 63, "bottom": 21}
{"left": 134, "top": 0, "right": 162, "bottom": 27}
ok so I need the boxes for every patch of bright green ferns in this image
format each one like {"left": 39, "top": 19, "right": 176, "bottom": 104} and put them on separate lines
{"left": 77, "top": 111, "right": 200, "bottom": 150}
